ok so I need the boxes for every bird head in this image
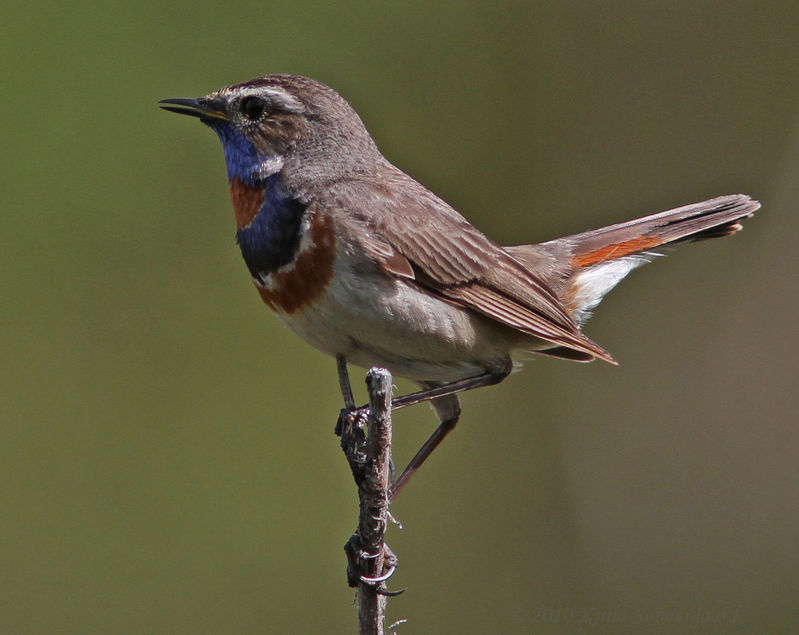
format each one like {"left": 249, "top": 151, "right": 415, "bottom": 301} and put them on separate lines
{"left": 160, "top": 75, "right": 381, "bottom": 187}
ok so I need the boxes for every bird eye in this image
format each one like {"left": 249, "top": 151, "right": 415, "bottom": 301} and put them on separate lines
{"left": 240, "top": 96, "right": 266, "bottom": 120}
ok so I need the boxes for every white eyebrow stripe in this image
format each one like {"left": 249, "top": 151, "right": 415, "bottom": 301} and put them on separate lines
{"left": 239, "top": 87, "right": 304, "bottom": 113}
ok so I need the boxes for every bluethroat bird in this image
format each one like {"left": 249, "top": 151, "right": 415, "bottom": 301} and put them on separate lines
{"left": 160, "top": 75, "right": 758, "bottom": 498}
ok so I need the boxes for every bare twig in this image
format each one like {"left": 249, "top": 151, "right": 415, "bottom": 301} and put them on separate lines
{"left": 339, "top": 368, "right": 397, "bottom": 634}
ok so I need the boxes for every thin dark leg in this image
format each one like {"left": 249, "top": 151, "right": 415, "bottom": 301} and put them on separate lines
{"left": 336, "top": 354, "right": 356, "bottom": 409}
{"left": 389, "top": 371, "right": 507, "bottom": 411}
{"left": 337, "top": 363, "right": 511, "bottom": 498}
{"left": 388, "top": 366, "right": 511, "bottom": 500}
{"left": 389, "top": 413, "right": 458, "bottom": 501}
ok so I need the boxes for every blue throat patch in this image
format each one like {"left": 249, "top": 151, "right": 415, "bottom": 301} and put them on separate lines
{"left": 207, "top": 121, "right": 306, "bottom": 281}
{"left": 207, "top": 121, "right": 263, "bottom": 183}
{"left": 235, "top": 174, "right": 305, "bottom": 282}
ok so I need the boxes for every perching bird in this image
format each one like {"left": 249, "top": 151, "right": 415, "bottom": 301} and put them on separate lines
{"left": 160, "top": 75, "right": 757, "bottom": 497}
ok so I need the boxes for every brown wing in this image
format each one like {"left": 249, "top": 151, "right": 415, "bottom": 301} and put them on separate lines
{"left": 329, "top": 169, "right": 615, "bottom": 363}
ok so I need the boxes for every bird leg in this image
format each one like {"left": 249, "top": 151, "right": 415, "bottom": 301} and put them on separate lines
{"left": 335, "top": 355, "right": 508, "bottom": 411}
{"left": 334, "top": 356, "right": 511, "bottom": 499}
{"left": 388, "top": 392, "right": 460, "bottom": 501}
{"left": 336, "top": 354, "right": 356, "bottom": 409}
{"left": 387, "top": 368, "right": 511, "bottom": 500}
{"left": 389, "top": 371, "right": 508, "bottom": 410}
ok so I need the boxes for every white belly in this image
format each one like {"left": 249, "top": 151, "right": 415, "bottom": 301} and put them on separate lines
{"left": 269, "top": 253, "right": 516, "bottom": 383}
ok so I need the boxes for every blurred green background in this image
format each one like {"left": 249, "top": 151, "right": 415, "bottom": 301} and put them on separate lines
{"left": 2, "top": 1, "right": 798, "bottom": 632}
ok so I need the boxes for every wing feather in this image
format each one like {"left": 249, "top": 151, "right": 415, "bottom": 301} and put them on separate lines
{"left": 442, "top": 284, "right": 614, "bottom": 360}
{"left": 325, "top": 169, "right": 614, "bottom": 363}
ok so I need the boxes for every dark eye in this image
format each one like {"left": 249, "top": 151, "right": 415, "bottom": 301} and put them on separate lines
{"left": 240, "top": 95, "right": 266, "bottom": 120}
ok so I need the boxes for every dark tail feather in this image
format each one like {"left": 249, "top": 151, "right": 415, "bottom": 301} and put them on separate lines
{"left": 562, "top": 194, "right": 758, "bottom": 269}
{"left": 505, "top": 194, "right": 759, "bottom": 330}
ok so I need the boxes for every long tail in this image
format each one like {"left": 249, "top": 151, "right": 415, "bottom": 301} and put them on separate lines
{"left": 505, "top": 194, "right": 759, "bottom": 356}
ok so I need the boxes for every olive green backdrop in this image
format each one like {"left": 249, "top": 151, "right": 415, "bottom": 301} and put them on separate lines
{"left": 2, "top": 1, "right": 797, "bottom": 632}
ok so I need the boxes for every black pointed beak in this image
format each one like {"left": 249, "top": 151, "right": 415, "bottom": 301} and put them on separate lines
{"left": 158, "top": 97, "right": 229, "bottom": 121}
